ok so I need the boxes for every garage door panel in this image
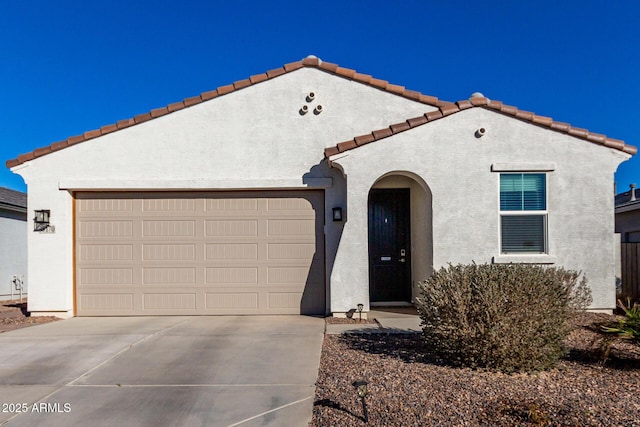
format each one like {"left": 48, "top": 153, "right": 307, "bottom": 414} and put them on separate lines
{"left": 76, "top": 191, "right": 325, "bottom": 315}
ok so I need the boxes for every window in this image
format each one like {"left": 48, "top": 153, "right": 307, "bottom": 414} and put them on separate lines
{"left": 500, "top": 173, "right": 547, "bottom": 253}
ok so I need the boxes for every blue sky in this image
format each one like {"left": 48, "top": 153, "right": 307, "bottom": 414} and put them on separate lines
{"left": 1, "top": 1, "right": 638, "bottom": 194}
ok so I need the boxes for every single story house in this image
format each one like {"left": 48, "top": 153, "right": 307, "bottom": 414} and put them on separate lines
{"left": 0, "top": 187, "right": 27, "bottom": 301}
{"left": 615, "top": 184, "right": 640, "bottom": 243}
{"left": 6, "top": 56, "right": 636, "bottom": 317}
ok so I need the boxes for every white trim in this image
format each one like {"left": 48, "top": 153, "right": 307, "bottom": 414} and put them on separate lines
{"left": 492, "top": 162, "right": 556, "bottom": 172}
{"left": 498, "top": 172, "right": 549, "bottom": 254}
{"left": 493, "top": 255, "right": 557, "bottom": 264}
{"left": 59, "top": 178, "right": 333, "bottom": 190}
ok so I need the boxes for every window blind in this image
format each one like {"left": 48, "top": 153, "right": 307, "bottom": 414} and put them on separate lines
{"left": 501, "top": 215, "right": 545, "bottom": 253}
{"left": 500, "top": 174, "right": 546, "bottom": 211}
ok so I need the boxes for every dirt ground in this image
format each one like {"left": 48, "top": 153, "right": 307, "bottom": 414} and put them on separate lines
{"left": 0, "top": 299, "right": 60, "bottom": 333}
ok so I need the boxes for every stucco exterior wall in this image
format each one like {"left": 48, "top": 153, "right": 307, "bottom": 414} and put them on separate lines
{"left": 0, "top": 209, "right": 27, "bottom": 301}
{"left": 12, "top": 68, "right": 435, "bottom": 316}
{"left": 331, "top": 108, "right": 629, "bottom": 312}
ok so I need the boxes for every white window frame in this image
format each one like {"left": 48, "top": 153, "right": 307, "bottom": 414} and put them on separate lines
{"left": 491, "top": 164, "right": 556, "bottom": 264}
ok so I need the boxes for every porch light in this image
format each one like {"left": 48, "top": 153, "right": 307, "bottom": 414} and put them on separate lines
{"left": 332, "top": 207, "right": 343, "bottom": 222}
{"left": 33, "top": 210, "right": 50, "bottom": 232}
{"left": 352, "top": 380, "right": 369, "bottom": 422}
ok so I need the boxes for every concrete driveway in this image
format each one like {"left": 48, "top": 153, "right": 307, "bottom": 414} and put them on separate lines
{"left": 0, "top": 316, "right": 324, "bottom": 426}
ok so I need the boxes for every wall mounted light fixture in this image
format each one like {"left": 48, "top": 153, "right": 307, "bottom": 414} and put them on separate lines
{"left": 332, "top": 207, "right": 343, "bottom": 222}
{"left": 33, "top": 209, "right": 50, "bottom": 232}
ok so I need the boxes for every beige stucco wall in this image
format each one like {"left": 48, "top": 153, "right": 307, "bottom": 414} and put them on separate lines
{"left": 331, "top": 108, "right": 630, "bottom": 312}
{"left": 12, "top": 67, "right": 435, "bottom": 316}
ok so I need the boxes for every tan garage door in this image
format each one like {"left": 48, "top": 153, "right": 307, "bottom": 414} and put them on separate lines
{"left": 75, "top": 191, "right": 325, "bottom": 316}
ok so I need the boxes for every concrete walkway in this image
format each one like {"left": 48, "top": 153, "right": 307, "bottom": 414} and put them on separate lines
{"left": 325, "top": 307, "right": 422, "bottom": 335}
{"left": 0, "top": 316, "right": 324, "bottom": 427}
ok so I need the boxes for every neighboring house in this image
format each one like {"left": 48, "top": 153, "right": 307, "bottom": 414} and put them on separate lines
{"left": 5, "top": 56, "right": 636, "bottom": 318}
{"left": 0, "top": 187, "right": 27, "bottom": 301}
{"left": 615, "top": 184, "right": 640, "bottom": 242}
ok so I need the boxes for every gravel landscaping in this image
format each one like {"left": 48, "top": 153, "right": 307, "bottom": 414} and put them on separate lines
{"left": 312, "top": 313, "right": 640, "bottom": 426}
{"left": 0, "top": 300, "right": 60, "bottom": 333}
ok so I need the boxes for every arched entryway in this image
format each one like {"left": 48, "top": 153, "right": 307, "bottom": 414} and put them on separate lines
{"left": 368, "top": 172, "right": 433, "bottom": 303}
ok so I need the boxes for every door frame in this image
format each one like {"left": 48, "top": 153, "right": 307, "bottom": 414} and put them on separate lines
{"left": 367, "top": 188, "right": 412, "bottom": 303}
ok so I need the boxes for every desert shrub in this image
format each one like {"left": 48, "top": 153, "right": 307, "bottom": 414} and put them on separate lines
{"left": 415, "top": 263, "right": 591, "bottom": 373}
{"left": 602, "top": 298, "right": 640, "bottom": 342}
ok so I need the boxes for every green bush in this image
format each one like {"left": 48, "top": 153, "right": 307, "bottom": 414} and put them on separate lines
{"left": 602, "top": 298, "right": 640, "bottom": 342}
{"left": 415, "top": 263, "right": 591, "bottom": 373}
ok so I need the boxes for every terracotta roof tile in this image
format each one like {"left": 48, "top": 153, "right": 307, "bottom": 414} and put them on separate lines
{"left": 17, "top": 152, "right": 35, "bottom": 163}
{"left": 567, "top": 127, "right": 588, "bottom": 138}
{"left": 439, "top": 103, "right": 459, "bottom": 116}
{"left": 352, "top": 72, "right": 372, "bottom": 84}
{"left": 469, "top": 96, "right": 489, "bottom": 106}
{"left": 134, "top": 112, "right": 152, "bottom": 124}
{"left": 33, "top": 146, "right": 52, "bottom": 157}
{"left": 424, "top": 110, "right": 442, "bottom": 121}
{"left": 407, "top": 115, "right": 428, "bottom": 127}
{"left": 324, "top": 146, "right": 340, "bottom": 157}
{"left": 7, "top": 56, "right": 636, "bottom": 168}
{"left": 372, "top": 128, "right": 393, "bottom": 140}
{"left": 403, "top": 90, "right": 422, "bottom": 101}
{"left": 249, "top": 74, "right": 268, "bottom": 84}
{"left": 354, "top": 134, "right": 375, "bottom": 146}
{"left": 531, "top": 114, "right": 554, "bottom": 126}
{"left": 302, "top": 56, "right": 320, "bottom": 66}
{"left": 101, "top": 123, "right": 119, "bottom": 133}
{"left": 390, "top": 122, "right": 411, "bottom": 133}
{"left": 117, "top": 119, "right": 134, "bottom": 129}
{"left": 217, "top": 84, "right": 235, "bottom": 95}
{"left": 420, "top": 95, "right": 439, "bottom": 105}
{"left": 550, "top": 121, "right": 571, "bottom": 132}
{"left": 586, "top": 132, "right": 607, "bottom": 144}
{"left": 200, "top": 90, "right": 219, "bottom": 101}
{"left": 51, "top": 140, "right": 69, "bottom": 150}
{"left": 334, "top": 67, "right": 356, "bottom": 78}
{"left": 456, "top": 100, "right": 473, "bottom": 110}
{"left": 318, "top": 61, "right": 339, "bottom": 72}
{"left": 67, "top": 135, "right": 85, "bottom": 145}
{"left": 184, "top": 96, "right": 202, "bottom": 107}
{"left": 233, "top": 79, "right": 252, "bottom": 90}
{"left": 369, "top": 78, "right": 388, "bottom": 89}
{"left": 515, "top": 110, "right": 535, "bottom": 121}
{"left": 283, "top": 61, "right": 303, "bottom": 72}
{"left": 336, "top": 139, "right": 357, "bottom": 152}
{"left": 386, "top": 84, "right": 405, "bottom": 95}
{"left": 265, "top": 67, "right": 285, "bottom": 78}
{"left": 604, "top": 138, "right": 626, "bottom": 151}
{"left": 500, "top": 104, "right": 518, "bottom": 115}
{"left": 83, "top": 129, "right": 102, "bottom": 139}
{"left": 150, "top": 107, "right": 169, "bottom": 118}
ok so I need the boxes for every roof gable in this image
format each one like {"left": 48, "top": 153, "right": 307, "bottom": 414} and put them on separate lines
{"left": 6, "top": 56, "right": 445, "bottom": 169}
{"left": 324, "top": 95, "right": 637, "bottom": 157}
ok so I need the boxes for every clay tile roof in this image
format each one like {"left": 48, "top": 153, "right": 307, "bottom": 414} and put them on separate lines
{"left": 7, "top": 56, "right": 445, "bottom": 168}
{"left": 324, "top": 96, "right": 638, "bottom": 158}
{"left": 6, "top": 56, "right": 637, "bottom": 168}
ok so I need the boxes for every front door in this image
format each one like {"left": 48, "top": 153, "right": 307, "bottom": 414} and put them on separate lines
{"left": 368, "top": 189, "right": 411, "bottom": 302}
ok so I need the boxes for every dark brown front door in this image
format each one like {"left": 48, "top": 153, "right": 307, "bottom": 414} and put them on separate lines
{"left": 368, "top": 189, "right": 411, "bottom": 302}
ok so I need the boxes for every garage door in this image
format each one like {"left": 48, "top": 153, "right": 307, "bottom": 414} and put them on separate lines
{"left": 75, "top": 191, "right": 325, "bottom": 316}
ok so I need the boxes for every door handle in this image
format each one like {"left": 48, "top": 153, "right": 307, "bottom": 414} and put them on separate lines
{"left": 399, "top": 258, "right": 406, "bottom": 263}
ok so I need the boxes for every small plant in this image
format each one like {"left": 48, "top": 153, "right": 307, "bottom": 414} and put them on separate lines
{"left": 602, "top": 298, "right": 640, "bottom": 342}
{"left": 416, "top": 263, "right": 591, "bottom": 373}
